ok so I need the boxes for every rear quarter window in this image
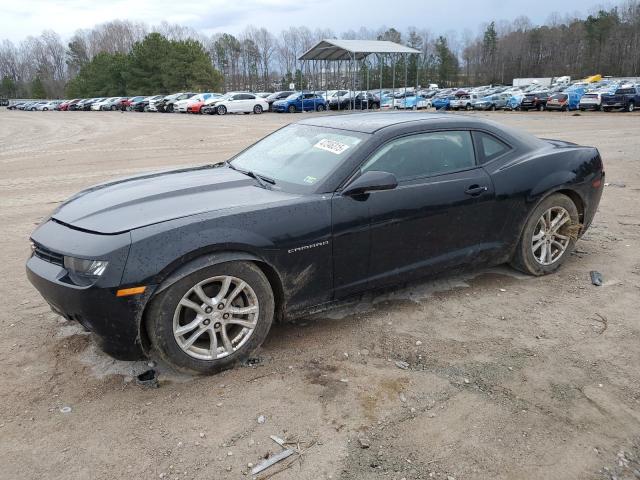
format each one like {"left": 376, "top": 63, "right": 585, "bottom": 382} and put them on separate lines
{"left": 473, "top": 131, "right": 512, "bottom": 164}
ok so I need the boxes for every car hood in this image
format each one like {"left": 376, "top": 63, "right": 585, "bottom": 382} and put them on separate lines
{"left": 51, "top": 165, "right": 298, "bottom": 234}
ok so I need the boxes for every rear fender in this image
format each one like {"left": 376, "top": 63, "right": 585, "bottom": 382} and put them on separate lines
{"left": 528, "top": 170, "right": 576, "bottom": 201}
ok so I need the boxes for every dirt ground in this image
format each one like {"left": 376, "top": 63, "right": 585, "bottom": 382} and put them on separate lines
{"left": 0, "top": 108, "right": 639, "bottom": 480}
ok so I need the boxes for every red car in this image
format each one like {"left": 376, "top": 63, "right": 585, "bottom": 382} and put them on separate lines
{"left": 58, "top": 99, "right": 80, "bottom": 111}
{"left": 187, "top": 101, "right": 205, "bottom": 114}
{"left": 121, "top": 96, "right": 145, "bottom": 110}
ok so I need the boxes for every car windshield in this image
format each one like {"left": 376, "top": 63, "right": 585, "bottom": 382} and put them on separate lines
{"left": 230, "top": 124, "right": 368, "bottom": 193}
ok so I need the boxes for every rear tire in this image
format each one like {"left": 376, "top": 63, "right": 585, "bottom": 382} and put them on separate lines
{"left": 146, "top": 261, "right": 274, "bottom": 375}
{"left": 253, "top": 104, "right": 263, "bottom": 114}
{"left": 627, "top": 101, "right": 635, "bottom": 112}
{"left": 510, "top": 193, "right": 579, "bottom": 276}
{"left": 537, "top": 103, "right": 544, "bottom": 112}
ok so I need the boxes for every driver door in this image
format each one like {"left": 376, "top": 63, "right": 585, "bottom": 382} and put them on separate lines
{"left": 332, "top": 130, "right": 502, "bottom": 297}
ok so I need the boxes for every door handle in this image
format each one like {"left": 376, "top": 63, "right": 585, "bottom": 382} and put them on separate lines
{"left": 464, "top": 185, "right": 488, "bottom": 196}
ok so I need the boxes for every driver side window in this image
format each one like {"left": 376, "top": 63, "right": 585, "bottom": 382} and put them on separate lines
{"left": 361, "top": 131, "right": 476, "bottom": 182}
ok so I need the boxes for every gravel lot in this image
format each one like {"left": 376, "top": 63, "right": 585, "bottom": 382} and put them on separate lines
{"left": 0, "top": 109, "right": 639, "bottom": 480}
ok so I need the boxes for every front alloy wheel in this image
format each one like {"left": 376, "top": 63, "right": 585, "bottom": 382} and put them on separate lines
{"left": 173, "top": 276, "right": 259, "bottom": 361}
{"left": 217, "top": 105, "right": 227, "bottom": 115}
{"left": 146, "top": 261, "right": 274, "bottom": 374}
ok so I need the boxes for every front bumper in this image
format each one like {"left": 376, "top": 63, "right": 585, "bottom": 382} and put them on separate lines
{"left": 26, "top": 220, "right": 147, "bottom": 360}
{"left": 27, "top": 256, "right": 148, "bottom": 359}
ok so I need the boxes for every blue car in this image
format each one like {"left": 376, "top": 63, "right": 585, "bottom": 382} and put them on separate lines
{"left": 272, "top": 92, "right": 327, "bottom": 113}
{"left": 432, "top": 95, "right": 454, "bottom": 110}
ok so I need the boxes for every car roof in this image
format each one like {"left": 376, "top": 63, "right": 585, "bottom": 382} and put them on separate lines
{"left": 297, "top": 112, "right": 546, "bottom": 149}
{"left": 298, "top": 112, "right": 464, "bottom": 134}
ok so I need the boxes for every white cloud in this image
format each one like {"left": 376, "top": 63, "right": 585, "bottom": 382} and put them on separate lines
{"left": 0, "top": 0, "right": 595, "bottom": 43}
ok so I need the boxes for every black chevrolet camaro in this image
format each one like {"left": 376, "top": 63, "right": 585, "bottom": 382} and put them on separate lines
{"left": 27, "top": 113, "right": 604, "bottom": 374}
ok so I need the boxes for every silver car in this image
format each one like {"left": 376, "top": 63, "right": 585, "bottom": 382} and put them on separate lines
{"left": 472, "top": 93, "right": 511, "bottom": 111}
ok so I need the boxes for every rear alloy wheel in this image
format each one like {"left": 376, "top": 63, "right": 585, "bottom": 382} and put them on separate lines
{"left": 217, "top": 105, "right": 227, "bottom": 115}
{"left": 288, "top": 105, "right": 296, "bottom": 113}
{"left": 538, "top": 103, "right": 544, "bottom": 111}
{"left": 146, "top": 261, "right": 274, "bottom": 374}
{"left": 253, "top": 104, "right": 263, "bottom": 114}
{"left": 627, "top": 102, "right": 635, "bottom": 112}
{"left": 511, "top": 193, "right": 579, "bottom": 276}
{"left": 316, "top": 104, "right": 325, "bottom": 112}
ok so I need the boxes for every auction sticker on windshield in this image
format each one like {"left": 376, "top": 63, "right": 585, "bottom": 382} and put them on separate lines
{"left": 314, "top": 138, "right": 350, "bottom": 155}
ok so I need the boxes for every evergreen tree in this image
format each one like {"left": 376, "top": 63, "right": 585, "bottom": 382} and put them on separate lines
{"left": 434, "top": 36, "right": 459, "bottom": 86}
{"left": 31, "top": 77, "right": 47, "bottom": 98}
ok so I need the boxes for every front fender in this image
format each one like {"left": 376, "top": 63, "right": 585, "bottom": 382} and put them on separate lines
{"left": 153, "top": 251, "right": 269, "bottom": 296}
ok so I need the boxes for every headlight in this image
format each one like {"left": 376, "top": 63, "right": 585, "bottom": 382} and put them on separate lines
{"left": 64, "top": 256, "right": 108, "bottom": 286}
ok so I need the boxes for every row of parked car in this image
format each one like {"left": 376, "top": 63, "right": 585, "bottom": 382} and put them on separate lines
{"left": 6, "top": 90, "right": 378, "bottom": 115}
{"left": 6, "top": 80, "right": 640, "bottom": 115}
{"left": 428, "top": 79, "right": 640, "bottom": 113}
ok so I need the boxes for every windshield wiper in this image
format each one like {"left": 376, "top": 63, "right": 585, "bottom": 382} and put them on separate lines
{"left": 226, "top": 162, "right": 276, "bottom": 189}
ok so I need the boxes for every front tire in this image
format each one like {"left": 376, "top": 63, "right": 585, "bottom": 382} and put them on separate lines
{"left": 511, "top": 193, "right": 579, "bottom": 276}
{"left": 288, "top": 105, "right": 296, "bottom": 113}
{"left": 146, "top": 261, "right": 275, "bottom": 375}
{"left": 217, "top": 105, "right": 227, "bottom": 115}
{"left": 316, "top": 103, "right": 325, "bottom": 112}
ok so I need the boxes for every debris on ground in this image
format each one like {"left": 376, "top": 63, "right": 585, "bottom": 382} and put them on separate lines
{"left": 358, "top": 433, "right": 371, "bottom": 449}
{"left": 593, "top": 313, "right": 608, "bottom": 335}
{"left": 257, "top": 415, "right": 266, "bottom": 424}
{"left": 251, "top": 449, "right": 296, "bottom": 475}
{"left": 604, "top": 182, "right": 626, "bottom": 188}
{"left": 590, "top": 271, "right": 604, "bottom": 286}
{"left": 395, "top": 360, "right": 410, "bottom": 370}
{"left": 136, "top": 369, "right": 159, "bottom": 388}
{"left": 59, "top": 406, "right": 72, "bottom": 414}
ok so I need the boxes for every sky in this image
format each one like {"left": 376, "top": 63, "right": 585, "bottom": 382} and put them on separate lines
{"left": 0, "top": 0, "right": 609, "bottom": 43}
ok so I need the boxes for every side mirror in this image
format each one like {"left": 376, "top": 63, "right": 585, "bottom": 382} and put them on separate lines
{"left": 342, "top": 171, "right": 398, "bottom": 196}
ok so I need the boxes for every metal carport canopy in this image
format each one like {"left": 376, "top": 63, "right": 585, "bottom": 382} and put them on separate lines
{"left": 299, "top": 39, "right": 420, "bottom": 61}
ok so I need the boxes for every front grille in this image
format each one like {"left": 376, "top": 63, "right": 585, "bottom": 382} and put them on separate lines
{"left": 33, "top": 242, "right": 64, "bottom": 266}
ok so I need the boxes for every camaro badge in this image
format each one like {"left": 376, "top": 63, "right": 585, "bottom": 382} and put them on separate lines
{"left": 288, "top": 241, "right": 329, "bottom": 254}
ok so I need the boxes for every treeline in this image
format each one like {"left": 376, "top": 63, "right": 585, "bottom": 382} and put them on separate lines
{"left": 0, "top": 1, "right": 639, "bottom": 99}
{"left": 65, "top": 33, "right": 222, "bottom": 97}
